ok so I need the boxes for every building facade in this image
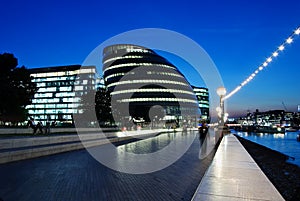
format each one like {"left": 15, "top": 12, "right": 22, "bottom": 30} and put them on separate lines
{"left": 26, "top": 65, "right": 97, "bottom": 125}
{"left": 192, "top": 86, "right": 209, "bottom": 120}
{"left": 102, "top": 44, "right": 200, "bottom": 127}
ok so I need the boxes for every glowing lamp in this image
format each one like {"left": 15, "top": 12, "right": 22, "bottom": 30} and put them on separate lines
{"left": 286, "top": 37, "right": 293, "bottom": 44}
{"left": 267, "top": 57, "right": 272, "bottom": 62}
{"left": 273, "top": 52, "right": 278, "bottom": 57}
{"left": 216, "top": 86, "right": 226, "bottom": 97}
{"left": 279, "top": 45, "right": 285, "bottom": 51}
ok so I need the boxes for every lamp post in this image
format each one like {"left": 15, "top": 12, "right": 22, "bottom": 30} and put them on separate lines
{"left": 216, "top": 86, "right": 226, "bottom": 125}
{"left": 216, "top": 86, "right": 227, "bottom": 142}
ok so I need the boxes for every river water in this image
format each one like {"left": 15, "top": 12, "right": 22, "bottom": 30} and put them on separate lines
{"left": 234, "top": 130, "right": 300, "bottom": 167}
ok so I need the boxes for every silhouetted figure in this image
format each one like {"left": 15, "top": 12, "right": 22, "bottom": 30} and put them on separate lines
{"left": 27, "top": 117, "right": 37, "bottom": 134}
{"left": 51, "top": 121, "right": 57, "bottom": 128}
{"left": 199, "top": 123, "right": 208, "bottom": 140}
{"left": 45, "top": 115, "right": 51, "bottom": 135}
{"left": 37, "top": 121, "right": 43, "bottom": 134}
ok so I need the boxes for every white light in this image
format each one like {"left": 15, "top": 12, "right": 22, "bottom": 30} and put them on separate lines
{"left": 224, "top": 26, "right": 299, "bottom": 101}
{"left": 273, "top": 52, "right": 279, "bottom": 57}
{"left": 286, "top": 37, "right": 293, "bottom": 44}
{"left": 267, "top": 57, "right": 272, "bottom": 62}
{"left": 279, "top": 45, "right": 285, "bottom": 51}
{"left": 216, "top": 86, "right": 227, "bottom": 96}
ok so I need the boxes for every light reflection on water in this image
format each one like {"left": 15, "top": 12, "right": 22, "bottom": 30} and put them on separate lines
{"left": 234, "top": 130, "right": 300, "bottom": 167}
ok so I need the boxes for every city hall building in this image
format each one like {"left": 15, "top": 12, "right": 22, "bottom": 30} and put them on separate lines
{"left": 26, "top": 65, "right": 97, "bottom": 125}
{"left": 102, "top": 44, "right": 203, "bottom": 126}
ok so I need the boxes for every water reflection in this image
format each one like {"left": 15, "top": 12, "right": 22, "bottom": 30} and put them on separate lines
{"left": 117, "top": 131, "right": 196, "bottom": 154}
{"left": 117, "top": 128, "right": 216, "bottom": 160}
{"left": 120, "top": 132, "right": 177, "bottom": 154}
{"left": 235, "top": 130, "right": 300, "bottom": 167}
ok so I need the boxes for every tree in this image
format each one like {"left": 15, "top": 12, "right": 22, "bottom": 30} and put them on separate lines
{"left": 0, "top": 53, "right": 37, "bottom": 125}
{"left": 95, "top": 88, "right": 114, "bottom": 126}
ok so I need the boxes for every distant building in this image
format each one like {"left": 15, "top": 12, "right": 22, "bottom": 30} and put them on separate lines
{"left": 102, "top": 44, "right": 200, "bottom": 126}
{"left": 238, "top": 109, "right": 295, "bottom": 127}
{"left": 26, "top": 65, "right": 97, "bottom": 125}
{"left": 192, "top": 86, "right": 209, "bottom": 120}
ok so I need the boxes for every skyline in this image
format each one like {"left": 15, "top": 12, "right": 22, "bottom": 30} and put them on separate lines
{"left": 1, "top": 0, "right": 300, "bottom": 117}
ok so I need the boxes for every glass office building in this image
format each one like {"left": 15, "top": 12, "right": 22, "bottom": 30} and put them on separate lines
{"left": 26, "top": 65, "right": 97, "bottom": 125}
{"left": 102, "top": 44, "right": 200, "bottom": 126}
{"left": 192, "top": 86, "right": 209, "bottom": 120}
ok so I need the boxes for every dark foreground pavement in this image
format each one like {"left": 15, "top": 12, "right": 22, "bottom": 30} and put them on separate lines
{"left": 0, "top": 131, "right": 216, "bottom": 201}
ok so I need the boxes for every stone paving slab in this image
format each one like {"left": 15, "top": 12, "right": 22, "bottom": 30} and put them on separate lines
{"left": 192, "top": 134, "right": 285, "bottom": 201}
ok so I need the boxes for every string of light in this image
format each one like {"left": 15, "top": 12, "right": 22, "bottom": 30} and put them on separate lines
{"left": 223, "top": 26, "right": 300, "bottom": 101}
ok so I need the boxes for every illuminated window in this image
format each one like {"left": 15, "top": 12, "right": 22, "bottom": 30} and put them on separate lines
{"left": 107, "top": 79, "right": 188, "bottom": 88}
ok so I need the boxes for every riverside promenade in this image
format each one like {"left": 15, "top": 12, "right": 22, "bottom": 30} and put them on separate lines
{"left": 0, "top": 129, "right": 285, "bottom": 200}
{"left": 192, "top": 134, "right": 285, "bottom": 201}
{"left": 0, "top": 129, "right": 215, "bottom": 201}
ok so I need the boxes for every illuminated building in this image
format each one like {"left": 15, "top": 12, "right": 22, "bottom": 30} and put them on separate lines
{"left": 102, "top": 44, "right": 200, "bottom": 126}
{"left": 192, "top": 86, "right": 209, "bottom": 120}
{"left": 26, "top": 65, "right": 97, "bottom": 125}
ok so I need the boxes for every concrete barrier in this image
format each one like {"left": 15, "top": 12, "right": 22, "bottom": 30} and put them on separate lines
{"left": 0, "top": 127, "right": 119, "bottom": 135}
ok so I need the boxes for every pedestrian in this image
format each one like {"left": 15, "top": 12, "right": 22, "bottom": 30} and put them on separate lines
{"left": 199, "top": 123, "right": 208, "bottom": 139}
{"left": 37, "top": 121, "right": 43, "bottom": 134}
{"left": 45, "top": 116, "right": 51, "bottom": 135}
{"left": 27, "top": 117, "right": 37, "bottom": 134}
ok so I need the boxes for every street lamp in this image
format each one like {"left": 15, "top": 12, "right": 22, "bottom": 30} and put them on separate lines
{"left": 216, "top": 87, "right": 227, "bottom": 142}
{"left": 216, "top": 86, "right": 226, "bottom": 125}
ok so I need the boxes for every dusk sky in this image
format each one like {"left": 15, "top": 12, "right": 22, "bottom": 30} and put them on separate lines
{"left": 1, "top": 0, "right": 300, "bottom": 117}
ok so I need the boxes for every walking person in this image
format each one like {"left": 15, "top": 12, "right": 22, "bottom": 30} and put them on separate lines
{"left": 199, "top": 122, "right": 208, "bottom": 140}
{"left": 27, "top": 117, "right": 37, "bottom": 134}
{"left": 45, "top": 115, "right": 51, "bottom": 135}
{"left": 37, "top": 121, "right": 43, "bottom": 134}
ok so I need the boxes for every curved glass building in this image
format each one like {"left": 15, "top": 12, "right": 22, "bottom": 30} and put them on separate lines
{"left": 102, "top": 44, "right": 200, "bottom": 127}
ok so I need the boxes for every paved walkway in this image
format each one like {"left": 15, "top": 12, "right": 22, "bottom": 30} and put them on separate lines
{"left": 0, "top": 131, "right": 215, "bottom": 201}
{"left": 192, "top": 134, "right": 285, "bottom": 201}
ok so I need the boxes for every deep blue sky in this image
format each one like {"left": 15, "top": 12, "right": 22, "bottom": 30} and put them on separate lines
{"left": 1, "top": 0, "right": 300, "bottom": 116}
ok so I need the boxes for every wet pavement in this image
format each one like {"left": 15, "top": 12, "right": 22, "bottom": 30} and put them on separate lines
{"left": 0, "top": 130, "right": 216, "bottom": 201}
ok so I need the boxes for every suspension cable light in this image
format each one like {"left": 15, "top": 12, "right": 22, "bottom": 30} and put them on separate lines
{"left": 224, "top": 26, "right": 300, "bottom": 100}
